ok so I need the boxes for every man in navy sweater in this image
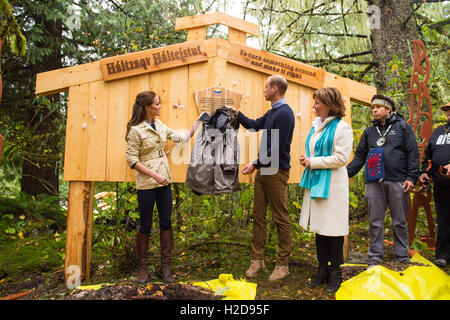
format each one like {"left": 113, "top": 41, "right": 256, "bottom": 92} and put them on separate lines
{"left": 228, "top": 75, "right": 295, "bottom": 281}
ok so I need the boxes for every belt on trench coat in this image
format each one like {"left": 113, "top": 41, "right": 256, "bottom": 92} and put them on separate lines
{"left": 139, "top": 149, "right": 165, "bottom": 162}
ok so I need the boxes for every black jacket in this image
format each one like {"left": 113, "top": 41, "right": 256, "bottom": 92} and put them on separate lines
{"left": 420, "top": 122, "right": 450, "bottom": 187}
{"left": 347, "top": 114, "right": 420, "bottom": 183}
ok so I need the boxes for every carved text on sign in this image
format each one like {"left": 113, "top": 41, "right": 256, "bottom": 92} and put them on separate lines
{"left": 194, "top": 86, "right": 242, "bottom": 114}
{"left": 100, "top": 40, "right": 208, "bottom": 81}
{"left": 227, "top": 43, "right": 325, "bottom": 89}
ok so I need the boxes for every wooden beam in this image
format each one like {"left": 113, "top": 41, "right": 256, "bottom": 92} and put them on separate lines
{"left": 187, "top": 26, "right": 206, "bottom": 41}
{"left": 322, "top": 72, "right": 376, "bottom": 106}
{"left": 175, "top": 12, "right": 259, "bottom": 37}
{"left": 100, "top": 40, "right": 208, "bottom": 82}
{"left": 35, "top": 39, "right": 219, "bottom": 96}
{"left": 35, "top": 61, "right": 103, "bottom": 96}
{"left": 65, "top": 181, "right": 95, "bottom": 282}
{"left": 228, "top": 27, "right": 247, "bottom": 44}
{"left": 226, "top": 42, "right": 326, "bottom": 90}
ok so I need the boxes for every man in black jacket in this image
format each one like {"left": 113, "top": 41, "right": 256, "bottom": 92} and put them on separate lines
{"left": 347, "top": 94, "right": 420, "bottom": 267}
{"left": 419, "top": 102, "right": 450, "bottom": 267}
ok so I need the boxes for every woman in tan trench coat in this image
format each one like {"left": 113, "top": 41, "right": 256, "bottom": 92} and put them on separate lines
{"left": 299, "top": 87, "right": 353, "bottom": 293}
{"left": 126, "top": 91, "right": 197, "bottom": 284}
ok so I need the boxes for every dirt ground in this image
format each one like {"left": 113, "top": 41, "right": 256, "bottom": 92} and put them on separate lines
{"left": 0, "top": 229, "right": 446, "bottom": 301}
{"left": 0, "top": 258, "right": 440, "bottom": 300}
{"left": 65, "top": 282, "right": 223, "bottom": 300}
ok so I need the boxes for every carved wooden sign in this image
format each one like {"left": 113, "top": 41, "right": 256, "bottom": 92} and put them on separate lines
{"left": 407, "top": 40, "right": 435, "bottom": 248}
{"left": 227, "top": 42, "right": 325, "bottom": 89}
{"left": 194, "top": 86, "right": 242, "bottom": 114}
{"left": 100, "top": 40, "right": 208, "bottom": 81}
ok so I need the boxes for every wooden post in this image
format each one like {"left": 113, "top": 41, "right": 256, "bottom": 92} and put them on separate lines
{"left": 228, "top": 27, "right": 247, "bottom": 44}
{"left": 65, "top": 181, "right": 95, "bottom": 281}
{"left": 343, "top": 235, "right": 349, "bottom": 262}
{"left": 175, "top": 12, "right": 259, "bottom": 45}
{"left": 187, "top": 27, "right": 206, "bottom": 41}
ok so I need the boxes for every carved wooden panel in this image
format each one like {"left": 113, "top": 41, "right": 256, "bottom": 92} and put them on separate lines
{"left": 407, "top": 40, "right": 435, "bottom": 249}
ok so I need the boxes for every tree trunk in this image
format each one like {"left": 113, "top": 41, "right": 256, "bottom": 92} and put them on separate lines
{"left": 0, "top": 38, "right": 4, "bottom": 165}
{"left": 0, "top": 38, "right": 4, "bottom": 105}
{"left": 21, "top": 17, "right": 63, "bottom": 196}
{"left": 368, "top": 0, "right": 420, "bottom": 114}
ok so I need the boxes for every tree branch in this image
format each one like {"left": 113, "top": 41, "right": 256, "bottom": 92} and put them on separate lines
{"left": 271, "top": 49, "right": 372, "bottom": 65}
{"left": 292, "top": 31, "right": 369, "bottom": 38}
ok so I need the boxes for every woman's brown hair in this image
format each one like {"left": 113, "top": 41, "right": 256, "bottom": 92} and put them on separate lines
{"left": 313, "top": 87, "right": 346, "bottom": 118}
{"left": 125, "top": 91, "right": 157, "bottom": 140}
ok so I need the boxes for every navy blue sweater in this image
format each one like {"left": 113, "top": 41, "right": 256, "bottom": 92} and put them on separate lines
{"left": 238, "top": 104, "right": 295, "bottom": 170}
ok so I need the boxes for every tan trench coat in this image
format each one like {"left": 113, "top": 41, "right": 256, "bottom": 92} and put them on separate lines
{"left": 126, "top": 120, "right": 188, "bottom": 190}
{"left": 299, "top": 116, "right": 353, "bottom": 236}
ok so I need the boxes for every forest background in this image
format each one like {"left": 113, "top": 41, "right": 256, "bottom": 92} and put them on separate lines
{"left": 0, "top": 0, "right": 448, "bottom": 300}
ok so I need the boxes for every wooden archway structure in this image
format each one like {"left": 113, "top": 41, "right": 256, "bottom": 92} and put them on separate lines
{"left": 35, "top": 12, "right": 376, "bottom": 282}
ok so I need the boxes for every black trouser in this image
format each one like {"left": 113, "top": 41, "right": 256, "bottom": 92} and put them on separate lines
{"left": 316, "top": 234, "right": 344, "bottom": 268}
{"left": 137, "top": 184, "right": 172, "bottom": 234}
{"left": 435, "top": 185, "right": 450, "bottom": 261}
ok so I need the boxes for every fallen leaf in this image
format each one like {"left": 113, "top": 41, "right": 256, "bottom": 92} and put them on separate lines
{"left": 154, "top": 290, "right": 163, "bottom": 296}
{"left": 137, "top": 287, "right": 146, "bottom": 296}
{"left": 146, "top": 284, "right": 153, "bottom": 291}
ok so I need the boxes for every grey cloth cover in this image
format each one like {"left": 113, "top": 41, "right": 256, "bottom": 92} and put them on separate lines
{"left": 186, "top": 107, "right": 240, "bottom": 195}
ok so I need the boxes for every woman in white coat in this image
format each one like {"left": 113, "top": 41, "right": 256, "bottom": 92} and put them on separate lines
{"left": 299, "top": 87, "right": 353, "bottom": 293}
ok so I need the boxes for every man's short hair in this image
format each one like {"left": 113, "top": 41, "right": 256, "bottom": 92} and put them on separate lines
{"left": 268, "top": 75, "right": 288, "bottom": 96}
{"left": 371, "top": 94, "right": 396, "bottom": 111}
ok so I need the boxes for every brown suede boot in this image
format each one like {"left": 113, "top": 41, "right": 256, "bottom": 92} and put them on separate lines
{"left": 136, "top": 232, "right": 149, "bottom": 283}
{"left": 157, "top": 229, "right": 175, "bottom": 283}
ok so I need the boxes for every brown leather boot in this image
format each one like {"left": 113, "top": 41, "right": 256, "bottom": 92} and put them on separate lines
{"left": 157, "top": 229, "right": 175, "bottom": 283}
{"left": 136, "top": 232, "right": 149, "bottom": 283}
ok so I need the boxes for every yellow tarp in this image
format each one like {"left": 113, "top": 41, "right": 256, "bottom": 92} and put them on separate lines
{"left": 336, "top": 253, "right": 450, "bottom": 300}
{"left": 190, "top": 274, "right": 257, "bottom": 300}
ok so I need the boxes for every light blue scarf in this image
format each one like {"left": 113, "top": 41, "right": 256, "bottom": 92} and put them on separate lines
{"left": 299, "top": 118, "right": 341, "bottom": 200}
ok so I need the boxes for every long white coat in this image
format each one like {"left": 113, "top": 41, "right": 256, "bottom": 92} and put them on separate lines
{"left": 299, "top": 116, "right": 353, "bottom": 236}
